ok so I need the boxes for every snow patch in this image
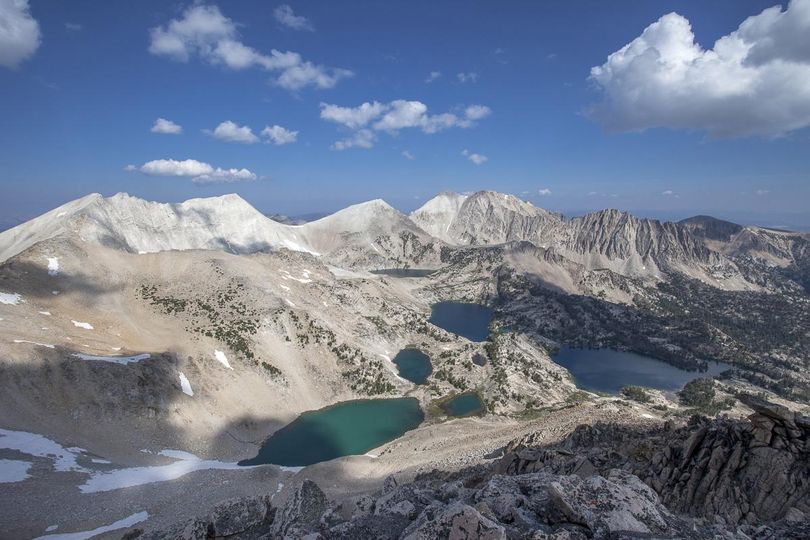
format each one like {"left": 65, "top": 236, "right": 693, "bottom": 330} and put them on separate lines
{"left": 71, "top": 320, "right": 93, "bottom": 330}
{"left": 280, "top": 239, "right": 320, "bottom": 256}
{"left": 72, "top": 353, "right": 150, "bottom": 365}
{"left": 0, "top": 292, "right": 23, "bottom": 305}
{"left": 13, "top": 339, "right": 55, "bottom": 349}
{"left": 279, "top": 284, "right": 290, "bottom": 291}
{"left": 284, "top": 298, "right": 296, "bottom": 307}
{"left": 214, "top": 350, "right": 233, "bottom": 370}
{"left": 179, "top": 372, "right": 193, "bottom": 396}
{"left": 46, "top": 257, "right": 60, "bottom": 276}
{"left": 39, "top": 311, "right": 51, "bottom": 316}
{"left": 0, "top": 428, "right": 86, "bottom": 473}
{"left": 0, "top": 459, "right": 32, "bottom": 483}
{"left": 33, "top": 511, "right": 148, "bottom": 540}
{"left": 79, "top": 452, "right": 244, "bottom": 493}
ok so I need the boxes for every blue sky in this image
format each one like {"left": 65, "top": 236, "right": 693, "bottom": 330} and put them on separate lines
{"left": 1, "top": 0, "right": 809, "bottom": 228}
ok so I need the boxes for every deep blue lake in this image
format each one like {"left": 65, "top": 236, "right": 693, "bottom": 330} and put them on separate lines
{"left": 393, "top": 348, "right": 433, "bottom": 384}
{"left": 429, "top": 302, "right": 493, "bottom": 342}
{"left": 551, "top": 347, "right": 732, "bottom": 394}
{"left": 239, "top": 398, "right": 424, "bottom": 467}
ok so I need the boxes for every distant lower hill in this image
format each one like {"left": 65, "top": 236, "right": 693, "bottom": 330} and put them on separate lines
{"left": 679, "top": 215, "right": 744, "bottom": 242}
{"left": 266, "top": 212, "right": 328, "bottom": 225}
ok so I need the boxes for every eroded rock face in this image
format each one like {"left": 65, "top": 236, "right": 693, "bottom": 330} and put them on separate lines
{"left": 499, "top": 396, "right": 810, "bottom": 528}
{"left": 140, "top": 495, "right": 273, "bottom": 539}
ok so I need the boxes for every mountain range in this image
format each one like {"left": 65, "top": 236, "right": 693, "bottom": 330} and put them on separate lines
{"left": 1, "top": 190, "right": 808, "bottom": 538}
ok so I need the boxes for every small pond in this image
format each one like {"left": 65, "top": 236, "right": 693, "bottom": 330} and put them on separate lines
{"left": 429, "top": 302, "right": 493, "bottom": 342}
{"left": 472, "top": 353, "right": 487, "bottom": 366}
{"left": 239, "top": 398, "right": 424, "bottom": 467}
{"left": 371, "top": 269, "right": 436, "bottom": 278}
{"left": 393, "top": 348, "right": 433, "bottom": 384}
{"left": 551, "top": 347, "right": 733, "bottom": 395}
{"left": 441, "top": 393, "right": 485, "bottom": 417}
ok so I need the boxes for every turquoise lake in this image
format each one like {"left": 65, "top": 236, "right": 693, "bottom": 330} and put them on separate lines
{"left": 442, "top": 393, "right": 485, "bottom": 417}
{"left": 239, "top": 398, "right": 424, "bottom": 467}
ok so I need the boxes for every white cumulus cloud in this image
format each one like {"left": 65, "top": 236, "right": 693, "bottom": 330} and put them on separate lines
{"left": 134, "top": 158, "right": 257, "bottom": 184}
{"left": 0, "top": 0, "right": 41, "bottom": 68}
{"left": 148, "top": 4, "right": 350, "bottom": 91}
{"left": 587, "top": 0, "right": 810, "bottom": 137}
{"left": 320, "top": 99, "right": 492, "bottom": 148}
{"left": 274, "top": 4, "right": 313, "bottom": 31}
{"left": 151, "top": 118, "right": 182, "bottom": 135}
{"left": 205, "top": 120, "right": 258, "bottom": 144}
{"left": 462, "top": 149, "right": 488, "bottom": 165}
{"left": 538, "top": 188, "right": 552, "bottom": 196}
{"left": 261, "top": 124, "right": 298, "bottom": 145}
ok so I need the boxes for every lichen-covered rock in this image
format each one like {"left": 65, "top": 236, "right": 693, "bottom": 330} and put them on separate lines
{"left": 401, "top": 502, "right": 507, "bottom": 540}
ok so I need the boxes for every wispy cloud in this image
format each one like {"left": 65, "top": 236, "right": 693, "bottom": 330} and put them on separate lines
{"left": 538, "top": 188, "right": 552, "bottom": 196}
{"left": 65, "top": 22, "right": 82, "bottom": 32}
{"left": 457, "top": 72, "right": 479, "bottom": 83}
{"left": 320, "top": 100, "right": 492, "bottom": 149}
{"left": 401, "top": 150, "right": 415, "bottom": 160}
{"left": 274, "top": 4, "right": 314, "bottom": 31}
{"left": 148, "top": 5, "right": 349, "bottom": 91}
{"left": 425, "top": 71, "right": 441, "bottom": 83}
{"left": 462, "top": 149, "right": 487, "bottom": 165}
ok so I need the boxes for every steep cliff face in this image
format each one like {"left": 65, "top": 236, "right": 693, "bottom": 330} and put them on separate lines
{"left": 562, "top": 209, "right": 727, "bottom": 279}
{"left": 413, "top": 192, "right": 744, "bottom": 284}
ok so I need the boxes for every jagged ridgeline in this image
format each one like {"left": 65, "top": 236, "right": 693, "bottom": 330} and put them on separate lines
{"left": 0, "top": 190, "right": 808, "bottom": 537}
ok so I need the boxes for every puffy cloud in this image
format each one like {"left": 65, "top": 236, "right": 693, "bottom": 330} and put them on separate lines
{"left": 320, "top": 99, "right": 492, "bottom": 148}
{"left": 457, "top": 72, "right": 478, "bottom": 83}
{"left": 320, "top": 101, "right": 386, "bottom": 129}
{"left": 332, "top": 129, "right": 375, "bottom": 151}
{"left": 123, "top": 164, "right": 137, "bottom": 172}
{"left": 275, "top": 61, "right": 352, "bottom": 91}
{"left": 538, "top": 188, "right": 552, "bottom": 196}
{"left": 425, "top": 71, "right": 441, "bottom": 83}
{"left": 205, "top": 120, "right": 258, "bottom": 144}
{"left": 587, "top": 0, "right": 810, "bottom": 137}
{"left": 261, "top": 124, "right": 298, "bottom": 145}
{"left": 148, "top": 4, "right": 350, "bottom": 90}
{"left": 0, "top": 0, "right": 41, "bottom": 68}
{"left": 151, "top": 117, "right": 183, "bottom": 135}
{"left": 462, "top": 149, "right": 487, "bottom": 165}
{"left": 134, "top": 158, "right": 256, "bottom": 184}
{"left": 274, "top": 4, "right": 313, "bottom": 31}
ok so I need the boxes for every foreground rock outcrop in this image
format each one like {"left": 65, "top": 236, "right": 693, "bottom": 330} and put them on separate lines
{"left": 134, "top": 397, "right": 810, "bottom": 539}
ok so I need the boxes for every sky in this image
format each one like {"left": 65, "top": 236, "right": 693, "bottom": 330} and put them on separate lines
{"left": 1, "top": 0, "right": 809, "bottom": 229}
